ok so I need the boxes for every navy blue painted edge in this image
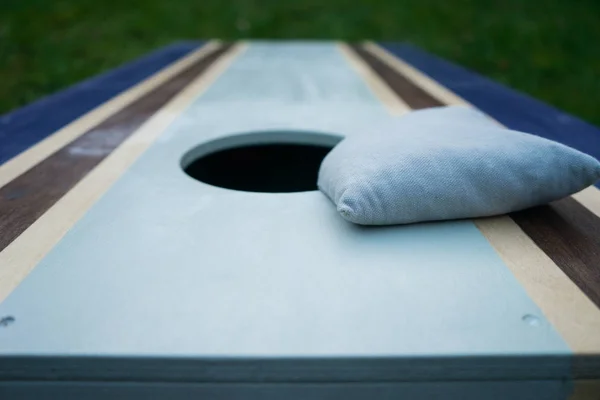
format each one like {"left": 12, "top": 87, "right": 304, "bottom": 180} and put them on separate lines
{"left": 379, "top": 42, "right": 600, "bottom": 189}
{"left": 0, "top": 40, "right": 203, "bottom": 165}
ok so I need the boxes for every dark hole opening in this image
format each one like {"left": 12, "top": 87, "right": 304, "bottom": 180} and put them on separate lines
{"left": 183, "top": 143, "right": 334, "bottom": 193}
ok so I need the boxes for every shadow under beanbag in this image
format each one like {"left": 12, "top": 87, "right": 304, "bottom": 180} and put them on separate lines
{"left": 318, "top": 107, "right": 600, "bottom": 225}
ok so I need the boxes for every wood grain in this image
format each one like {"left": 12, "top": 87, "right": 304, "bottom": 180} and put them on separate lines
{"left": 362, "top": 42, "right": 473, "bottom": 108}
{"left": 354, "top": 42, "right": 600, "bottom": 355}
{"left": 337, "top": 43, "right": 410, "bottom": 115}
{"left": 0, "top": 44, "right": 230, "bottom": 253}
{"left": 350, "top": 45, "right": 444, "bottom": 110}
{"left": 475, "top": 216, "right": 600, "bottom": 354}
{"left": 0, "top": 43, "right": 248, "bottom": 303}
{"left": 511, "top": 198, "right": 600, "bottom": 309}
{"left": 0, "top": 42, "right": 220, "bottom": 189}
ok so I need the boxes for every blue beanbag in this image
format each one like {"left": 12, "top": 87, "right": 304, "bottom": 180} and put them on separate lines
{"left": 318, "top": 107, "right": 600, "bottom": 225}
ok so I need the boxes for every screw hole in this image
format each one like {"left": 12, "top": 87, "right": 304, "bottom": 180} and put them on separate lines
{"left": 0, "top": 316, "right": 15, "bottom": 327}
{"left": 522, "top": 314, "right": 541, "bottom": 327}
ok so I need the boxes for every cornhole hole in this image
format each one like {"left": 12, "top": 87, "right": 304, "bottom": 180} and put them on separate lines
{"left": 1, "top": 41, "right": 599, "bottom": 399}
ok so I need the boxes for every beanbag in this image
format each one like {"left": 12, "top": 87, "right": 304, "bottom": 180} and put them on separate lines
{"left": 318, "top": 107, "right": 600, "bottom": 225}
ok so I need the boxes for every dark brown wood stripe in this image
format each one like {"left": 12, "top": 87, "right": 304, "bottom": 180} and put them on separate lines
{"left": 350, "top": 45, "right": 444, "bottom": 109}
{"left": 511, "top": 198, "right": 600, "bottom": 308}
{"left": 0, "top": 44, "right": 231, "bottom": 252}
{"left": 352, "top": 44, "right": 600, "bottom": 309}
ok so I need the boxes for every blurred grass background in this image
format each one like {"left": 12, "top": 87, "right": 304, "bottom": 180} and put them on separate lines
{"left": 1, "top": 0, "right": 599, "bottom": 124}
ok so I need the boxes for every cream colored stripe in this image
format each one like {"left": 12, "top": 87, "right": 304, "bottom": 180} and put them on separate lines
{"left": 363, "top": 42, "right": 600, "bottom": 354}
{"left": 0, "top": 41, "right": 221, "bottom": 189}
{"left": 573, "top": 186, "right": 600, "bottom": 218}
{"left": 363, "top": 42, "right": 471, "bottom": 107}
{"left": 475, "top": 217, "right": 600, "bottom": 353}
{"left": 337, "top": 43, "right": 410, "bottom": 116}
{"left": 0, "top": 43, "right": 248, "bottom": 303}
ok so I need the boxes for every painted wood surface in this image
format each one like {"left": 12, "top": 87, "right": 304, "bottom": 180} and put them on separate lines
{"left": 0, "top": 43, "right": 246, "bottom": 304}
{"left": 354, "top": 44, "right": 600, "bottom": 312}
{"left": 0, "top": 44, "right": 231, "bottom": 253}
{"left": 0, "top": 42, "right": 203, "bottom": 165}
{"left": 0, "top": 42, "right": 221, "bottom": 189}
{"left": 0, "top": 40, "right": 599, "bottom": 398}
{"left": 355, "top": 43, "right": 600, "bottom": 358}
{"left": 0, "top": 43, "right": 571, "bottom": 385}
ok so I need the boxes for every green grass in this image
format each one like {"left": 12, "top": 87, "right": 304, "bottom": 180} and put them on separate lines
{"left": 1, "top": 0, "right": 599, "bottom": 125}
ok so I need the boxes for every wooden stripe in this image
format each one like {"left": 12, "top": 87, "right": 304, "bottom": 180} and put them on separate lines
{"left": 374, "top": 42, "right": 600, "bottom": 167}
{"left": 0, "top": 44, "right": 230, "bottom": 253}
{"left": 0, "top": 43, "right": 248, "bottom": 303}
{"left": 474, "top": 216, "right": 600, "bottom": 354}
{"left": 573, "top": 186, "right": 600, "bottom": 219}
{"left": 358, "top": 42, "right": 600, "bottom": 312}
{"left": 511, "top": 198, "right": 600, "bottom": 308}
{"left": 354, "top": 43, "right": 600, "bottom": 354}
{"left": 362, "top": 42, "right": 472, "bottom": 107}
{"left": 0, "top": 43, "right": 203, "bottom": 166}
{"left": 336, "top": 43, "right": 410, "bottom": 115}
{"left": 0, "top": 42, "right": 220, "bottom": 189}
{"left": 350, "top": 45, "right": 444, "bottom": 109}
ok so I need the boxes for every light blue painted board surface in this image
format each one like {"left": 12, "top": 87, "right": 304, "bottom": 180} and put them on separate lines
{"left": 0, "top": 42, "right": 570, "bottom": 382}
{"left": 198, "top": 42, "right": 388, "bottom": 108}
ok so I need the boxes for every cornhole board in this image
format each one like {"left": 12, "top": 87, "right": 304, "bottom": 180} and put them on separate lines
{"left": 1, "top": 41, "right": 600, "bottom": 399}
